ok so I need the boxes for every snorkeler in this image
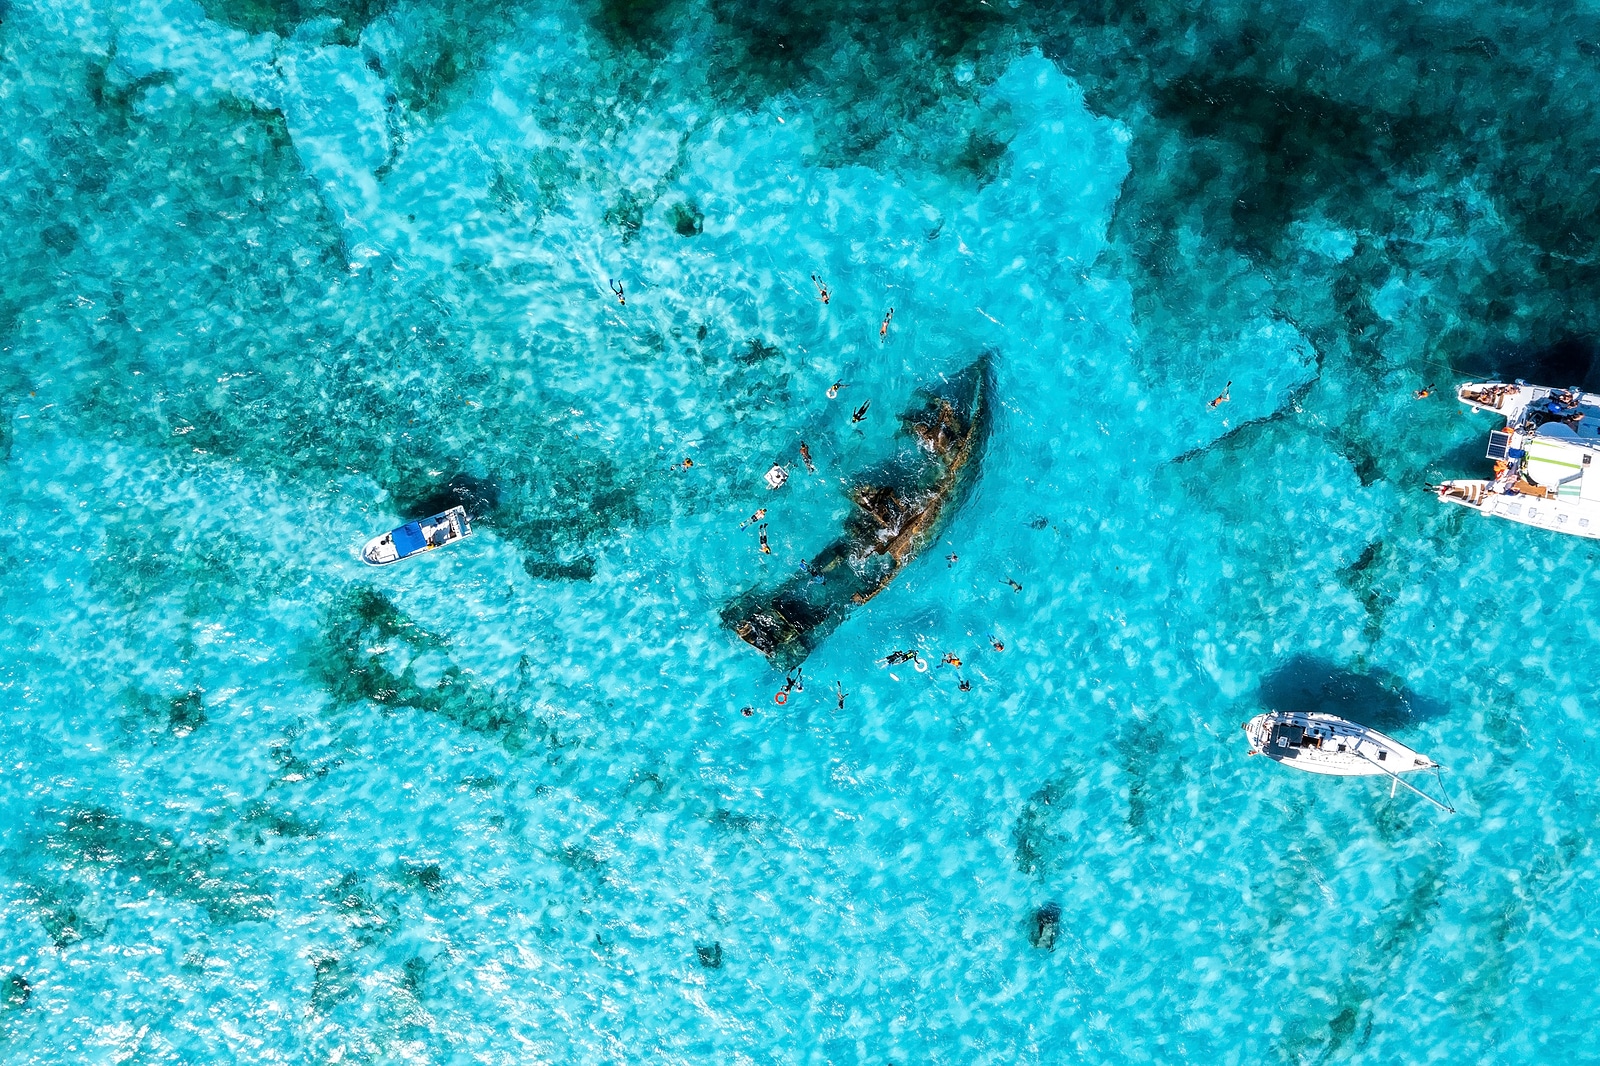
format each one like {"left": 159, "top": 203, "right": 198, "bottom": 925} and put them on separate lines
{"left": 800, "top": 441, "right": 816, "bottom": 472}
{"left": 827, "top": 380, "right": 845, "bottom": 399}
{"left": 681, "top": 457, "right": 694, "bottom": 469}
{"left": 851, "top": 400, "right": 870, "bottom": 424}
{"left": 782, "top": 667, "right": 803, "bottom": 694}
{"left": 882, "top": 650, "right": 916, "bottom": 666}
{"left": 835, "top": 681, "right": 847, "bottom": 710}
{"left": 946, "top": 552, "right": 957, "bottom": 567}
{"left": 609, "top": 278, "right": 626, "bottom": 305}
{"left": 740, "top": 507, "right": 767, "bottom": 530}
{"left": 880, "top": 307, "right": 894, "bottom": 340}
{"left": 812, "top": 274, "right": 831, "bottom": 304}
{"left": 988, "top": 634, "right": 1005, "bottom": 651}
{"left": 958, "top": 677, "right": 971, "bottom": 692}
{"left": 1004, "top": 578, "right": 1022, "bottom": 592}
{"left": 1208, "top": 380, "right": 1231, "bottom": 409}
{"left": 758, "top": 523, "right": 772, "bottom": 554}
{"left": 1414, "top": 383, "right": 1435, "bottom": 400}
{"left": 940, "top": 653, "right": 962, "bottom": 668}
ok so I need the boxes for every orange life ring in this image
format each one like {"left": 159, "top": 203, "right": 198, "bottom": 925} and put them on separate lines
{"left": 774, "top": 691, "right": 788, "bottom": 705}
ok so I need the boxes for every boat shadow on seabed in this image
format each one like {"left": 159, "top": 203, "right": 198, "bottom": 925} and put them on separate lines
{"left": 721, "top": 354, "right": 994, "bottom": 672}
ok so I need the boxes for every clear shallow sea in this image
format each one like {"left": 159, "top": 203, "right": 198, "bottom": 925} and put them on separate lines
{"left": 3, "top": 0, "right": 1600, "bottom": 1062}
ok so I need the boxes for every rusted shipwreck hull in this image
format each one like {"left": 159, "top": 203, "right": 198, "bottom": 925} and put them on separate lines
{"left": 721, "top": 356, "right": 992, "bottom": 670}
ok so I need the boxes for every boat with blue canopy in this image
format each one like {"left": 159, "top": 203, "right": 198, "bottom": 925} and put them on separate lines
{"left": 362, "top": 506, "right": 472, "bottom": 566}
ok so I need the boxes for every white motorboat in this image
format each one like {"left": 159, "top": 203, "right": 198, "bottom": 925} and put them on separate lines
{"left": 1435, "top": 381, "right": 1600, "bottom": 539}
{"left": 362, "top": 506, "right": 472, "bottom": 566}
{"left": 1242, "top": 710, "right": 1454, "bottom": 811}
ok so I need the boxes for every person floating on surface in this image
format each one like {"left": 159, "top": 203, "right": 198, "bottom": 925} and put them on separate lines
{"left": 827, "top": 380, "right": 845, "bottom": 399}
{"left": 958, "top": 677, "right": 971, "bottom": 692}
{"left": 1208, "top": 380, "right": 1231, "bottom": 409}
{"left": 880, "top": 307, "right": 894, "bottom": 340}
{"left": 988, "top": 634, "right": 1005, "bottom": 651}
{"left": 882, "top": 650, "right": 917, "bottom": 666}
{"left": 851, "top": 400, "right": 870, "bottom": 424}
{"left": 1004, "top": 578, "right": 1022, "bottom": 592}
{"left": 782, "top": 667, "right": 803, "bottom": 694}
{"left": 946, "top": 552, "right": 958, "bottom": 567}
{"left": 812, "top": 274, "right": 831, "bottom": 304}
{"left": 740, "top": 507, "right": 766, "bottom": 530}
{"left": 681, "top": 457, "right": 693, "bottom": 469}
{"left": 940, "top": 653, "right": 962, "bottom": 668}
{"left": 835, "top": 681, "right": 847, "bottom": 710}
{"left": 609, "top": 278, "right": 626, "bottom": 305}
{"left": 800, "top": 441, "right": 816, "bottom": 473}
{"left": 758, "top": 523, "right": 772, "bottom": 554}
{"left": 1414, "top": 383, "right": 1435, "bottom": 399}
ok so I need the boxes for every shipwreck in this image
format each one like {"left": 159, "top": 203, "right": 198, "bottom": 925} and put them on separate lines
{"left": 721, "top": 355, "right": 993, "bottom": 670}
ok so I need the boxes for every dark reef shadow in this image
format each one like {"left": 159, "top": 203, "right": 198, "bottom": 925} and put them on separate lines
{"left": 1478, "top": 335, "right": 1600, "bottom": 391}
{"left": 1258, "top": 655, "right": 1447, "bottom": 732}
{"left": 396, "top": 472, "right": 501, "bottom": 523}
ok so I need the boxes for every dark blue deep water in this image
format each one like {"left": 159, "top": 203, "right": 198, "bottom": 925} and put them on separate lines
{"left": 3, "top": 0, "right": 1600, "bottom": 1062}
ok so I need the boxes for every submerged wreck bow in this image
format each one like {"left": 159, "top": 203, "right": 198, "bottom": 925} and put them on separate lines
{"left": 721, "top": 356, "right": 993, "bottom": 670}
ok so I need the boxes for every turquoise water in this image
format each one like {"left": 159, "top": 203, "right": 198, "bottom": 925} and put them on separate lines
{"left": 3, "top": 0, "right": 1600, "bottom": 1061}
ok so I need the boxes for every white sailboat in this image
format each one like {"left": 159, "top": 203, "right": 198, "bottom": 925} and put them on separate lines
{"left": 1242, "top": 711, "right": 1455, "bottom": 811}
{"left": 1435, "top": 381, "right": 1600, "bottom": 539}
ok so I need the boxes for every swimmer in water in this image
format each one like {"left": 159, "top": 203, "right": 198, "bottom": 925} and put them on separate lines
{"left": 880, "top": 307, "right": 894, "bottom": 340}
{"left": 758, "top": 523, "right": 771, "bottom": 554}
{"left": 851, "top": 400, "right": 870, "bottom": 424}
{"left": 988, "top": 634, "right": 1005, "bottom": 652}
{"left": 1004, "top": 578, "right": 1022, "bottom": 592}
{"left": 835, "top": 681, "right": 847, "bottom": 710}
{"left": 827, "top": 380, "right": 845, "bottom": 399}
{"left": 1414, "top": 383, "right": 1435, "bottom": 400}
{"left": 945, "top": 552, "right": 957, "bottom": 567}
{"left": 781, "top": 667, "right": 803, "bottom": 694}
{"left": 740, "top": 507, "right": 767, "bottom": 530}
{"left": 882, "top": 650, "right": 916, "bottom": 666}
{"left": 940, "top": 653, "right": 962, "bottom": 668}
{"left": 741, "top": 706, "right": 754, "bottom": 717}
{"left": 958, "top": 677, "right": 971, "bottom": 692}
{"left": 812, "top": 274, "right": 830, "bottom": 304}
{"left": 609, "top": 278, "right": 625, "bottom": 305}
{"left": 681, "top": 457, "right": 693, "bottom": 469}
{"left": 1208, "top": 380, "right": 1231, "bottom": 409}
{"left": 800, "top": 441, "right": 816, "bottom": 473}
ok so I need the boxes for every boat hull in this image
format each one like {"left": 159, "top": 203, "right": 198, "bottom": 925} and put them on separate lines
{"left": 1243, "top": 711, "right": 1436, "bottom": 777}
{"left": 362, "top": 506, "right": 473, "bottom": 566}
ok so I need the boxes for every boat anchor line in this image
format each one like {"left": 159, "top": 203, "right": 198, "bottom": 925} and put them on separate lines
{"left": 1354, "top": 750, "right": 1456, "bottom": 813}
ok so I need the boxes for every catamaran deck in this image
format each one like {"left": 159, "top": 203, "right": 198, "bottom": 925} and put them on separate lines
{"left": 1437, "top": 382, "right": 1600, "bottom": 539}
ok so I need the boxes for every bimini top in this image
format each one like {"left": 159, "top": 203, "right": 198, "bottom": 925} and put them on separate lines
{"left": 362, "top": 506, "right": 472, "bottom": 566}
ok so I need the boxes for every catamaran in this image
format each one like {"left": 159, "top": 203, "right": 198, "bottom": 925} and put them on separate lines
{"left": 1435, "top": 381, "right": 1600, "bottom": 539}
{"left": 362, "top": 506, "right": 472, "bottom": 566}
{"left": 1242, "top": 710, "right": 1454, "bottom": 811}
